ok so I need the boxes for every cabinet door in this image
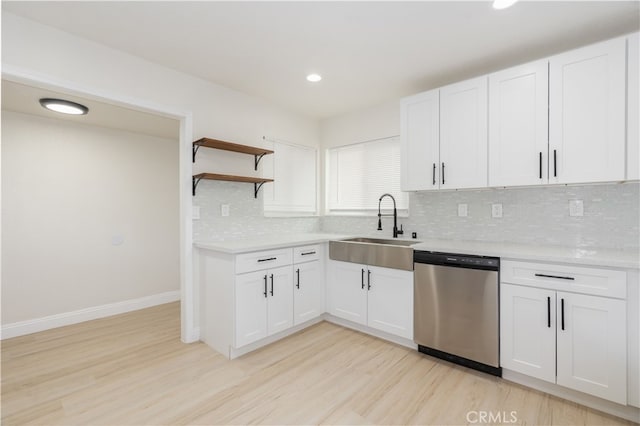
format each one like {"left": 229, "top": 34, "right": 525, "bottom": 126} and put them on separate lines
{"left": 326, "top": 260, "right": 367, "bottom": 325}
{"left": 500, "top": 284, "right": 556, "bottom": 383}
{"left": 489, "top": 60, "right": 549, "bottom": 187}
{"left": 440, "top": 76, "right": 488, "bottom": 189}
{"left": 367, "top": 265, "right": 414, "bottom": 339}
{"left": 400, "top": 89, "right": 440, "bottom": 191}
{"left": 549, "top": 37, "right": 626, "bottom": 184}
{"left": 628, "top": 33, "right": 639, "bottom": 181}
{"left": 235, "top": 271, "right": 268, "bottom": 347}
{"left": 294, "top": 260, "right": 323, "bottom": 325}
{"left": 266, "top": 265, "right": 293, "bottom": 336}
{"left": 556, "top": 292, "right": 627, "bottom": 404}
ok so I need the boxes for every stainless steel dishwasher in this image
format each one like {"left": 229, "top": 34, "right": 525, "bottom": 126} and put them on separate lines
{"left": 414, "top": 250, "right": 501, "bottom": 376}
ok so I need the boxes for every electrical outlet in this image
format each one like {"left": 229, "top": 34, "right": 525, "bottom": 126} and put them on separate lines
{"left": 569, "top": 199, "right": 584, "bottom": 217}
{"left": 192, "top": 206, "right": 200, "bottom": 220}
{"left": 491, "top": 203, "right": 503, "bottom": 218}
{"left": 221, "top": 204, "right": 230, "bottom": 217}
{"left": 457, "top": 203, "right": 468, "bottom": 217}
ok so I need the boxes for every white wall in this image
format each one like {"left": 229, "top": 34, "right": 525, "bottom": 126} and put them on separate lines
{"left": 1, "top": 110, "right": 180, "bottom": 324}
{"left": 2, "top": 12, "right": 320, "bottom": 339}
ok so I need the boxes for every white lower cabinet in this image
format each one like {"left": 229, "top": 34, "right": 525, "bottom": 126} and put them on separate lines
{"left": 500, "top": 260, "right": 628, "bottom": 405}
{"left": 293, "top": 259, "right": 323, "bottom": 326}
{"left": 235, "top": 265, "right": 293, "bottom": 348}
{"left": 327, "top": 260, "right": 413, "bottom": 339}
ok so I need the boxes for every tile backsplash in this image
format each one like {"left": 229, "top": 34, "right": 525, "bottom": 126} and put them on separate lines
{"left": 192, "top": 180, "right": 320, "bottom": 241}
{"left": 194, "top": 180, "right": 639, "bottom": 250}
{"left": 322, "top": 182, "right": 640, "bottom": 250}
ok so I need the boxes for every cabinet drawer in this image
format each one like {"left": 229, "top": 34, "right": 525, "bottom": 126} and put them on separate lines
{"left": 293, "top": 244, "right": 321, "bottom": 263}
{"left": 501, "top": 260, "right": 626, "bottom": 299}
{"left": 236, "top": 248, "right": 293, "bottom": 274}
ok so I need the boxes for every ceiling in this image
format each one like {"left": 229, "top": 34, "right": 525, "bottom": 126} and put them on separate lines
{"left": 3, "top": 1, "right": 639, "bottom": 120}
{"left": 1, "top": 80, "right": 180, "bottom": 139}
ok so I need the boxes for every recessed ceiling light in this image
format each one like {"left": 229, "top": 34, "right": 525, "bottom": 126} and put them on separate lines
{"left": 306, "top": 73, "right": 322, "bottom": 83}
{"left": 39, "top": 98, "right": 89, "bottom": 115}
{"left": 492, "top": 0, "right": 518, "bottom": 9}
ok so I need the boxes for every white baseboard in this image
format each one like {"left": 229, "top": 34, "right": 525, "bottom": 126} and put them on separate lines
{"left": 1, "top": 291, "right": 181, "bottom": 340}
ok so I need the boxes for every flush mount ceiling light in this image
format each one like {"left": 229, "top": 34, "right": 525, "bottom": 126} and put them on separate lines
{"left": 493, "top": 0, "right": 519, "bottom": 9}
{"left": 39, "top": 98, "right": 89, "bottom": 115}
{"left": 306, "top": 73, "right": 322, "bottom": 82}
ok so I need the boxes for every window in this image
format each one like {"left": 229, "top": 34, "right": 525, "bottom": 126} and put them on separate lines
{"left": 326, "top": 136, "right": 408, "bottom": 215}
{"left": 263, "top": 140, "right": 317, "bottom": 216}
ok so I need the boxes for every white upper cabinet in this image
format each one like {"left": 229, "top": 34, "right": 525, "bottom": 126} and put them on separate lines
{"left": 549, "top": 37, "right": 626, "bottom": 184}
{"left": 263, "top": 141, "right": 317, "bottom": 215}
{"left": 489, "top": 60, "right": 549, "bottom": 186}
{"left": 628, "top": 32, "right": 639, "bottom": 181}
{"left": 440, "top": 76, "right": 489, "bottom": 189}
{"left": 400, "top": 89, "right": 440, "bottom": 191}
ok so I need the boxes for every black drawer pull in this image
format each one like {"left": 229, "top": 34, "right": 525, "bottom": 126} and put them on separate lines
{"left": 432, "top": 163, "right": 436, "bottom": 185}
{"left": 296, "top": 269, "right": 300, "bottom": 289}
{"left": 301, "top": 251, "right": 316, "bottom": 256}
{"left": 361, "top": 269, "right": 365, "bottom": 289}
{"left": 547, "top": 296, "right": 551, "bottom": 328}
{"left": 270, "top": 274, "right": 274, "bottom": 296}
{"left": 561, "top": 298, "right": 565, "bottom": 330}
{"left": 535, "top": 273, "right": 575, "bottom": 281}
{"left": 257, "top": 257, "right": 277, "bottom": 262}
{"left": 553, "top": 149, "right": 557, "bottom": 177}
{"left": 367, "top": 270, "right": 371, "bottom": 291}
{"left": 442, "top": 162, "right": 445, "bottom": 185}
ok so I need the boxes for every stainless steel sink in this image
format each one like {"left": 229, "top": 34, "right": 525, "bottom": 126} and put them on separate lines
{"left": 329, "top": 237, "right": 417, "bottom": 271}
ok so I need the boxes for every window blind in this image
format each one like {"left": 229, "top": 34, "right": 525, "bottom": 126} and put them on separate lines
{"left": 327, "top": 136, "right": 408, "bottom": 214}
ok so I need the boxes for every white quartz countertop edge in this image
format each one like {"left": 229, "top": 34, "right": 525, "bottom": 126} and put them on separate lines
{"left": 194, "top": 234, "right": 639, "bottom": 269}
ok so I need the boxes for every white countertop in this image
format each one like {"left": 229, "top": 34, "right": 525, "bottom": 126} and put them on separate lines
{"left": 194, "top": 233, "right": 351, "bottom": 254}
{"left": 194, "top": 234, "right": 640, "bottom": 269}
{"left": 411, "top": 239, "right": 639, "bottom": 269}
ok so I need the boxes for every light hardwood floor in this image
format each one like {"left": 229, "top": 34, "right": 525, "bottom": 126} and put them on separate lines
{"left": 1, "top": 302, "right": 636, "bottom": 425}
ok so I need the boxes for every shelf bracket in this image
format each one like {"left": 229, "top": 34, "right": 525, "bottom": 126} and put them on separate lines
{"left": 192, "top": 142, "right": 202, "bottom": 163}
{"left": 254, "top": 153, "right": 267, "bottom": 171}
{"left": 254, "top": 181, "right": 266, "bottom": 198}
{"left": 192, "top": 176, "right": 204, "bottom": 196}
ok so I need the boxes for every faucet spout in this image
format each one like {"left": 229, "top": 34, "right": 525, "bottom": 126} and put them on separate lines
{"left": 378, "top": 193, "right": 403, "bottom": 238}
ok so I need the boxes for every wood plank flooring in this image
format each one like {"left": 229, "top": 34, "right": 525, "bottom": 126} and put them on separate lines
{"left": 1, "top": 302, "right": 635, "bottom": 425}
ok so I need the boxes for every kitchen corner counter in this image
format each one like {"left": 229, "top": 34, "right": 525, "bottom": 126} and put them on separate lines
{"left": 194, "top": 233, "right": 351, "bottom": 254}
{"left": 411, "top": 239, "right": 640, "bottom": 269}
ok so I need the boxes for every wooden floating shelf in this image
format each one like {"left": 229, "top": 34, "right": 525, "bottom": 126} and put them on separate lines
{"left": 193, "top": 138, "right": 274, "bottom": 156}
{"left": 192, "top": 173, "right": 273, "bottom": 198}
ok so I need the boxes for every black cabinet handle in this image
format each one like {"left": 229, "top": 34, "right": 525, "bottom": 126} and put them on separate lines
{"left": 270, "top": 274, "right": 274, "bottom": 296}
{"left": 535, "top": 273, "right": 574, "bottom": 281}
{"left": 539, "top": 152, "right": 543, "bottom": 179}
{"left": 296, "top": 268, "right": 300, "bottom": 289}
{"left": 263, "top": 275, "right": 268, "bottom": 298}
{"left": 547, "top": 296, "right": 551, "bottom": 328}
{"left": 361, "top": 269, "right": 365, "bottom": 289}
{"left": 442, "top": 162, "right": 445, "bottom": 185}
{"left": 301, "top": 251, "right": 316, "bottom": 256}
{"left": 258, "top": 257, "right": 276, "bottom": 263}
{"left": 432, "top": 163, "right": 436, "bottom": 185}
{"left": 561, "top": 298, "right": 565, "bottom": 331}
{"left": 553, "top": 149, "right": 557, "bottom": 177}
{"left": 367, "top": 270, "right": 371, "bottom": 291}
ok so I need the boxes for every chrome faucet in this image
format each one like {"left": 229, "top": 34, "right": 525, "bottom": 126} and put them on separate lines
{"left": 377, "top": 193, "right": 403, "bottom": 238}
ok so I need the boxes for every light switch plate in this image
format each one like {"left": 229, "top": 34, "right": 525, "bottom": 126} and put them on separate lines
{"left": 221, "top": 204, "right": 230, "bottom": 217}
{"left": 492, "top": 203, "right": 503, "bottom": 218}
{"left": 457, "top": 203, "right": 468, "bottom": 217}
{"left": 192, "top": 206, "right": 200, "bottom": 220}
{"left": 569, "top": 199, "right": 584, "bottom": 217}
